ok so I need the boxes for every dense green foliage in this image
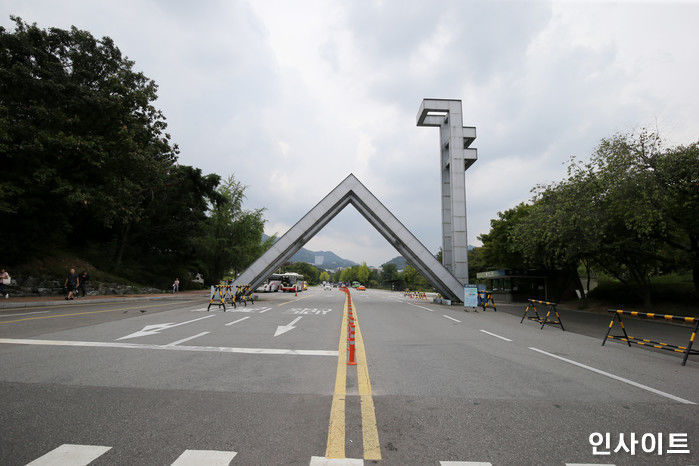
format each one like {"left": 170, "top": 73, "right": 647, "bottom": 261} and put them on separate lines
{"left": 478, "top": 130, "right": 698, "bottom": 305}
{"left": 0, "top": 18, "right": 268, "bottom": 287}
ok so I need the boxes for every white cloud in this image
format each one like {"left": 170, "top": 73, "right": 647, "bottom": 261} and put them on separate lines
{"left": 3, "top": 0, "right": 698, "bottom": 266}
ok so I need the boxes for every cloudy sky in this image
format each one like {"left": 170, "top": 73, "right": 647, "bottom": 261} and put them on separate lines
{"left": 3, "top": 1, "right": 698, "bottom": 266}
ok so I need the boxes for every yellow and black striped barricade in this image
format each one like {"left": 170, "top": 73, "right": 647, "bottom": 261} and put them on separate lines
{"left": 223, "top": 285, "right": 238, "bottom": 309}
{"left": 243, "top": 285, "right": 255, "bottom": 304}
{"left": 602, "top": 310, "right": 699, "bottom": 366}
{"left": 520, "top": 299, "right": 565, "bottom": 330}
{"left": 207, "top": 285, "right": 227, "bottom": 311}
{"left": 478, "top": 290, "right": 497, "bottom": 312}
{"left": 234, "top": 286, "right": 247, "bottom": 307}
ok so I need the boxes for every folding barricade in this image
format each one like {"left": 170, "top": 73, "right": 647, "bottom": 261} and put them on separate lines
{"left": 207, "top": 285, "right": 227, "bottom": 311}
{"left": 477, "top": 290, "right": 497, "bottom": 312}
{"left": 602, "top": 309, "right": 698, "bottom": 366}
{"left": 520, "top": 299, "right": 565, "bottom": 330}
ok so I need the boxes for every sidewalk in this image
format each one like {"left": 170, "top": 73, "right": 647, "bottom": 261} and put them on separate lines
{"left": 0, "top": 290, "right": 208, "bottom": 310}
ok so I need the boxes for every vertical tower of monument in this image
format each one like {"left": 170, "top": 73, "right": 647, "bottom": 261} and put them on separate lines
{"left": 417, "top": 99, "right": 477, "bottom": 285}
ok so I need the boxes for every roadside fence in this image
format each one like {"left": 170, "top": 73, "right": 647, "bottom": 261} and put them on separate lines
{"left": 602, "top": 309, "right": 698, "bottom": 366}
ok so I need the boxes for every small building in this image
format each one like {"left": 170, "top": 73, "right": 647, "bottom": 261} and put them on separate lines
{"left": 475, "top": 269, "right": 550, "bottom": 303}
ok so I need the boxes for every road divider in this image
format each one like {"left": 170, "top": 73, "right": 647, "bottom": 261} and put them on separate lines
{"left": 602, "top": 309, "right": 698, "bottom": 366}
{"left": 347, "top": 296, "right": 356, "bottom": 366}
{"left": 325, "top": 292, "right": 349, "bottom": 458}
{"left": 326, "top": 287, "right": 381, "bottom": 460}
{"left": 520, "top": 299, "right": 565, "bottom": 331}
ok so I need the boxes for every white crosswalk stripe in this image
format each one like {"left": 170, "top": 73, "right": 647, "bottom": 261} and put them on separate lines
{"left": 309, "top": 457, "right": 364, "bottom": 465}
{"left": 171, "top": 449, "right": 237, "bottom": 465}
{"left": 440, "top": 462, "right": 492, "bottom": 466}
{"left": 22, "top": 445, "right": 616, "bottom": 465}
{"left": 26, "top": 444, "right": 112, "bottom": 466}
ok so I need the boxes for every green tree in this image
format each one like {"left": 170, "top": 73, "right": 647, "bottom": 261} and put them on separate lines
{"left": 357, "top": 262, "right": 370, "bottom": 284}
{"left": 319, "top": 271, "right": 330, "bottom": 282}
{"left": 380, "top": 262, "right": 398, "bottom": 287}
{"left": 0, "top": 18, "right": 179, "bottom": 263}
{"left": 195, "top": 176, "right": 266, "bottom": 284}
{"left": 283, "top": 262, "right": 321, "bottom": 285}
{"left": 478, "top": 203, "right": 531, "bottom": 269}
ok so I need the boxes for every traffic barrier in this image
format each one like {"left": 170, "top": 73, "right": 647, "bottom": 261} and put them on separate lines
{"left": 477, "top": 290, "right": 497, "bottom": 312}
{"left": 520, "top": 299, "right": 565, "bottom": 331}
{"left": 346, "top": 290, "right": 357, "bottom": 365}
{"left": 207, "top": 285, "right": 227, "bottom": 311}
{"left": 602, "top": 309, "right": 698, "bottom": 366}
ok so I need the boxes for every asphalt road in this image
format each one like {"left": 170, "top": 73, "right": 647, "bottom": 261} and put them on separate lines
{"left": 0, "top": 288, "right": 696, "bottom": 465}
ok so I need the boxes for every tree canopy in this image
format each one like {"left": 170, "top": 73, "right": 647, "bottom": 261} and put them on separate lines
{"left": 0, "top": 18, "right": 269, "bottom": 287}
{"left": 478, "top": 130, "right": 698, "bottom": 305}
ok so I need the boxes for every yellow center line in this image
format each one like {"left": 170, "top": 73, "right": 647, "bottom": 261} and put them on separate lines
{"left": 277, "top": 294, "right": 309, "bottom": 307}
{"left": 353, "top": 299, "right": 382, "bottom": 460}
{"left": 325, "top": 297, "right": 348, "bottom": 458}
{"left": 0, "top": 298, "right": 199, "bottom": 312}
{"left": 0, "top": 301, "right": 188, "bottom": 324}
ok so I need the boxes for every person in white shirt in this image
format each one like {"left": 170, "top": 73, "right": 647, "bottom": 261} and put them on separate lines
{"left": 0, "top": 268, "right": 10, "bottom": 299}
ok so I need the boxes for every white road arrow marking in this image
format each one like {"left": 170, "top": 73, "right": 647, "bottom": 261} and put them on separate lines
{"left": 116, "top": 315, "right": 215, "bottom": 340}
{"left": 274, "top": 316, "right": 303, "bottom": 337}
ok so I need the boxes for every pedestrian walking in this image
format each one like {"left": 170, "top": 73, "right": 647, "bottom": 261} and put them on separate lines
{"left": 65, "top": 268, "right": 79, "bottom": 300}
{"left": 172, "top": 277, "right": 180, "bottom": 293}
{"left": 0, "top": 268, "right": 10, "bottom": 299}
{"left": 78, "top": 271, "right": 90, "bottom": 298}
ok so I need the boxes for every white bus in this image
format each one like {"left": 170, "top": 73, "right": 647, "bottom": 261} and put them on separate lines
{"left": 257, "top": 273, "right": 283, "bottom": 292}
{"left": 280, "top": 272, "right": 304, "bottom": 292}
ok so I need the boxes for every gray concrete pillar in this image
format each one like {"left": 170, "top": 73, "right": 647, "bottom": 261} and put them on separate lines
{"left": 417, "top": 99, "right": 477, "bottom": 285}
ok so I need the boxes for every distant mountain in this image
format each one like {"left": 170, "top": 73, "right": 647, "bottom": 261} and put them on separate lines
{"left": 383, "top": 245, "right": 477, "bottom": 270}
{"left": 262, "top": 234, "right": 357, "bottom": 269}
{"left": 383, "top": 256, "right": 407, "bottom": 270}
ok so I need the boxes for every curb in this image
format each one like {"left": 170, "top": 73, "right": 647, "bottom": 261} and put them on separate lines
{"left": 0, "top": 294, "right": 202, "bottom": 310}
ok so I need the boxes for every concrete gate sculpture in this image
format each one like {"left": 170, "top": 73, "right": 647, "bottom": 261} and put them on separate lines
{"left": 232, "top": 174, "right": 466, "bottom": 302}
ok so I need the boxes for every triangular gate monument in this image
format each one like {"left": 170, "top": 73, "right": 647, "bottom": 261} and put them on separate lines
{"left": 233, "top": 99, "right": 476, "bottom": 303}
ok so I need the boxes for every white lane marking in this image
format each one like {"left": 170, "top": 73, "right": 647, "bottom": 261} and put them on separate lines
{"left": 0, "top": 311, "right": 50, "bottom": 318}
{"left": 274, "top": 316, "right": 303, "bottom": 337}
{"left": 26, "top": 444, "right": 112, "bottom": 466}
{"left": 117, "top": 314, "right": 215, "bottom": 340}
{"left": 529, "top": 347, "right": 696, "bottom": 405}
{"left": 0, "top": 338, "right": 339, "bottom": 357}
{"left": 258, "top": 307, "right": 271, "bottom": 313}
{"left": 479, "top": 329, "right": 512, "bottom": 342}
{"left": 408, "top": 303, "right": 434, "bottom": 312}
{"left": 225, "top": 316, "right": 250, "bottom": 326}
{"left": 442, "top": 315, "right": 461, "bottom": 323}
{"left": 566, "top": 463, "right": 615, "bottom": 466}
{"left": 310, "top": 456, "right": 364, "bottom": 465}
{"left": 166, "top": 331, "right": 210, "bottom": 346}
{"left": 171, "top": 449, "right": 237, "bottom": 465}
{"left": 440, "top": 462, "right": 492, "bottom": 466}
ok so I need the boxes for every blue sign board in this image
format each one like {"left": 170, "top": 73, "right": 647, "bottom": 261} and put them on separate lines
{"left": 463, "top": 284, "right": 478, "bottom": 308}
